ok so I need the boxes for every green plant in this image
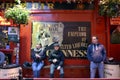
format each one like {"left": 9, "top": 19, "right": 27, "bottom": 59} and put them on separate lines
{"left": 5, "top": 0, "right": 30, "bottom": 24}
{"left": 99, "top": 0, "right": 120, "bottom": 17}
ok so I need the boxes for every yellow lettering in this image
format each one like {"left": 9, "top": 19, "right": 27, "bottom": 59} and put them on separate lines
{"left": 61, "top": 50, "right": 87, "bottom": 57}
{"left": 81, "top": 37, "right": 86, "bottom": 42}
{"left": 72, "top": 43, "right": 81, "bottom": 48}
{"left": 78, "top": 27, "right": 86, "bottom": 31}
{"left": 61, "top": 44, "right": 72, "bottom": 49}
{"left": 48, "top": 3, "right": 54, "bottom": 9}
{"left": 6, "top": 3, "right": 13, "bottom": 9}
{"left": 1, "top": 3, "right": 5, "bottom": 9}
{"left": 40, "top": 3, "right": 44, "bottom": 9}
{"left": 21, "top": 3, "right": 26, "bottom": 7}
{"left": 68, "top": 32, "right": 86, "bottom": 37}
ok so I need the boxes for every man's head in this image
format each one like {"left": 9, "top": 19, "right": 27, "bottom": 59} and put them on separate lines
{"left": 92, "top": 36, "right": 98, "bottom": 44}
{"left": 54, "top": 43, "right": 60, "bottom": 50}
{"left": 36, "top": 43, "right": 42, "bottom": 49}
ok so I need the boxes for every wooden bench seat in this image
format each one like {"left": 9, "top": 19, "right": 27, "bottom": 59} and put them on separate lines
{"left": 22, "top": 65, "right": 90, "bottom": 78}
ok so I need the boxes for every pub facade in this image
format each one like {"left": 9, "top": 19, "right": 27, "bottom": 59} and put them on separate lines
{"left": 0, "top": 0, "right": 120, "bottom": 78}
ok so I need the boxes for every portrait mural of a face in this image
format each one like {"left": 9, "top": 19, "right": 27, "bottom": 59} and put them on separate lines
{"left": 32, "top": 22, "right": 64, "bottom": 49}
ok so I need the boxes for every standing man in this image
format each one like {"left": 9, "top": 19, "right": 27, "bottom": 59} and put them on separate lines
{"left": 48, "top": 43, "right": 65, "bottom": 78}
{"left": 31, "top": 43, "right": 46, "bottom": 78}
{"left": 87, "top": 36, "right": 106, "bottom": 78}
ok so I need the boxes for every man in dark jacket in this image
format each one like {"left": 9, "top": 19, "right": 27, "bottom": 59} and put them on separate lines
{"left": 31, "top": 43, "right": 46, "bottom": 78}
{"left": 48, "top": 43, "right": 64, "bottom": 78}
{"left": 87, "top": 36, "right": 106, "bottom": 78}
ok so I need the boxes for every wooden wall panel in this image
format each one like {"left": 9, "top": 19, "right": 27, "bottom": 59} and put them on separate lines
{"left": 110, "top": 45, "right": 120, "bottom": 61}
{"left": 19, "top": 23, "right": 32, "bottom": 64}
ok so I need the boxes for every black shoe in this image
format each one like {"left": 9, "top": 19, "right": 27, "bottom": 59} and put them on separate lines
{"left": 50, "top": 74, "right": 54, "bottom": 78}
{"left": 60, "top": 74, "right": 64, "bottom": 78}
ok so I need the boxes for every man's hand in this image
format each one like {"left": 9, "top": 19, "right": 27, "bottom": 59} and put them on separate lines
{"left": 101, "top": 61, "right": 104, "bottom": 63}
{"left": 57, "top": 66, "right": 61, "bottom": 70}
{"left": 35, "top": 54, "right": 40, "bottom": 58}
{"left": 53, "top": 59, "right": 57, "bottom": 63}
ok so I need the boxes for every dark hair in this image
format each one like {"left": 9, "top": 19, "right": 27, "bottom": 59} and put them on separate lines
{"left": 37, "top": 43, "right": 42, "bottom": 47}
{"left": 54, "top": 43, "right": 60, "bottom": 47}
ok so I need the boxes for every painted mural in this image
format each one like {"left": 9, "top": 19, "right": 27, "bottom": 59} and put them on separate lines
{"left": 32, "top": 22, "right": 91, "bottom": 58}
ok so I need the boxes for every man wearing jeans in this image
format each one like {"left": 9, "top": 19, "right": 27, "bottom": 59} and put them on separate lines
{"left": 87, "top": 36, "right": 106, "bottom": 78}
{"left": 48, "top": 43, "right": 64, "bottom": 78}
{"left": 31, "top": 44, "right": 46, "bottom": 78}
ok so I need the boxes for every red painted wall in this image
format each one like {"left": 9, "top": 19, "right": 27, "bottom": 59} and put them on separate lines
{"left": 19, "top": 9, "right": 110, "bottom": 64}
{"left": 20, "top": 10, "right": 95, "bottom": 65}
{"left": 19, "top": 10, "right": 109, "bottom": 78}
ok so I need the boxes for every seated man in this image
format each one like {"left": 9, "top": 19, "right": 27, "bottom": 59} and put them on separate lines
{"left": 31, "top": 43, "right": 46, "bottom": 78}
{"left": 48, "top": 43, "right": 65, "bottom": 78}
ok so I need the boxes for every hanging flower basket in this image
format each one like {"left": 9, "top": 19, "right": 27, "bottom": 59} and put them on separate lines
{"left": 99, "top": 0, "right": 120, "bottom": 17}
{"left": 4, "top": 0, "right": 30, "bottom": 25}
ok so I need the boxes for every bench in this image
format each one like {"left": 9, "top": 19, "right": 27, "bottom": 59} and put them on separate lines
{"left": 22, "top": 64, "right": 90, "bottom": 78}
